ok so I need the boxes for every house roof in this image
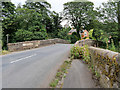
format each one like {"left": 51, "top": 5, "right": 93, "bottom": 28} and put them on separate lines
{"left": 69, "top": 29, "right": 77, "bottom": 33}
{"left": 80, "top": 30, "right": 88, "bottom": 33}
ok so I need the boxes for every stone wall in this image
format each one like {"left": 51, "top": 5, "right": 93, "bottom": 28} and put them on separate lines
{"left": 89, "top": 46, "right": 120, "bottom": 88}
{"left": 7, "top": 38, "right": 69, "bottom": 52}
{"left": 75, "top": 39, "right": 103, "bottom": 47}
{"left": 75, "top": 39, "right": 120, "bottom": 88}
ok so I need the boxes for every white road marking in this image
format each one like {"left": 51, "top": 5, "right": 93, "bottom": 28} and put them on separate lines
{"left": 10, "top": 54, "right": 36, "bottom": 64}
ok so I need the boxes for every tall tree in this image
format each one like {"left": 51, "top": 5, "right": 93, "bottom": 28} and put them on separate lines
{"left": 2, "top": 2, "right": 16, "bottom": 48}
{"left": 96, "top": 0, "right": 119, "bottom": 44}
{"left": 49, "top": 11, "right": 62, "bottom": 37}
{"left": 96, "top": 1, "right": 118, "bottom": 22}
{"left": 15, "top": 4, "right": 48, "bottom": 42}
{"left": 23, "top": 1, "right": 52, "bottom": 32}
{"left": 63, "top": 0, "right": 94, "bottom": 37}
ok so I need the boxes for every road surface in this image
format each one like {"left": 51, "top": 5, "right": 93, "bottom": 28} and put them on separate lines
{"left": 2, "top": 44, "right": 72, "bottom": 88}
{"left": 63, "top": 60, "right": 97, "bottom": 88}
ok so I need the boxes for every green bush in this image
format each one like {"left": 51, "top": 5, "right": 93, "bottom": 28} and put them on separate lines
{"left": 56, "top": 72, "right": 63, "bottom": 78}
{"left": 70, "top": 45, "right": 83, "bottom": 59}
{"left": 50, "top": 60, "right": 71, "bottom": 88}
{"left": 115, "top": 43, "right": 120, "bottom": 53}
{"left": 89, "top": 29, "right": 96, "bottom": 40}
{"left": 109, "top": 39, "right": 116, "bottom": 51}
{"left": 70, "top": 32, "right": 79, "bottom": 43}
{"left": 2, "top": 50, "right": 9, "bottom": 55}
{"left": 57, "top": 28, "right": 71, "bottom": 41}
{"left": 32, "top": 30, "right": 48, "bottom": 40}
{"left": 70, "top": 45, "right": 90, "bottom": 64}
{"left": 107, "top": 39, "right": 119, "bottom": 52}
{"left": 15, "top": 28, "right": 48, "bottom": 42}
{"left": 57, "top": 27, "right": 80, "bottom": 43}
{"left": 15, "top": 29, "right": 33, "bottom": 42}
{"left": 82, "top": 45, "right": 90, "bottom": 64}
{"left": 50, "top": 79, "right": 59, "bottom": 87}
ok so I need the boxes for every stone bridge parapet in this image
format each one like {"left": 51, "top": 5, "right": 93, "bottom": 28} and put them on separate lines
{"left": 75, "top": 39, "right": 120, "bottom": 88}
{"left": 75, "top": 39, "right": 103, "bottom": 47}
{"left": 89, "top": 46, "right": 120, "bottom": 88}
{"left": 7, "top": 38, "right": 69, "bottom": 52}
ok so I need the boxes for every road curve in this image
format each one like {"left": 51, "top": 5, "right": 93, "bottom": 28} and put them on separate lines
{"left": 2, "top": 44, "right": 72, "bottom": 88}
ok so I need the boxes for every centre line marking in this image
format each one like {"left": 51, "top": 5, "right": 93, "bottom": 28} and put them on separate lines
{"left": 10, "top": 54, "right": 36, "bottom": 64}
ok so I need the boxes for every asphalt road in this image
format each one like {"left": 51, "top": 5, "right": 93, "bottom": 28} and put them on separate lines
{"left": 2, "top": 44, "right": 72, "bottom": 88}
{"left": 63, "top": 60, "right": 97, "bottom": 88}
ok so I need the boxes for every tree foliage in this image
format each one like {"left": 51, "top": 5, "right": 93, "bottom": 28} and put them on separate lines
{"left": 95, "top": 0, "right": 119, "bottom": 45}
{"left": 2, "top": 2, "right": 16, "bottom": 48}
{"left": 2, "top": 1, "right": 62, "bottom": 49}
{"left": 63, "top": 0, "right": 94, "bottom": 37}
{"left": 1, "top": 0, "right": 119, "bottom": 51}
{"left": 57, "top": 27, "right": 70, "bottom": 40}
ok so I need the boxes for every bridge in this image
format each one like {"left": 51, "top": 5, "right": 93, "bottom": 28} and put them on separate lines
{"left": 2, "top": 39, "right": 120, "bottom": 88}
{"left": 70, "top": 39, "right": 120, "bottom": 88}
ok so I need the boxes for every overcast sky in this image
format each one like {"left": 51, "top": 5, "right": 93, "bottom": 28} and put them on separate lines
{"left": 11, "top": 0, "right": 108, "bottom": 26}
{"left": 11, "top": 0, "right": 108, "bottom": 13}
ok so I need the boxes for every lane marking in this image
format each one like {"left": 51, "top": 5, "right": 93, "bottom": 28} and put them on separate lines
{"left": 10, "top": 54, "right": 36, "bottom": 64}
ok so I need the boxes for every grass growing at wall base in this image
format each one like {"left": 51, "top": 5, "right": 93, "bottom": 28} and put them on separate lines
{"left": 70, "top": 45, "right": 90, "bottom": 64}
{"left": 49, "top": 60, "right": 72, "bottom": 88}
{"left": 70, "top": 45, "right": 101, "bottom": 87}
{"left": 70, "top": 45, "right": 84, "bottom": 59}
{"left": 50, "top": 79, "right": 59, "bottom": 87}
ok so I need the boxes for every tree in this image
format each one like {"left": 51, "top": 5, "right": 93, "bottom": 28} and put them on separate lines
{"left": 58, "top": 27, "right": 70, "bottom": 40}
{"left": 96, "top": 0, "right": 118, "bottom": 22}
{"left": 2, "top": 2, "right": 16, "bottom": 48}
{"left": 96, "top": 0, "right": 119, "bottom": 45}
{"left": 89, "top": 29, "right": 96, "bottom": 40}
{"left": 49, "top": 11, "right": 62, "bottom": 37}
{"left": 24, "top": 0, "right": 51, "bottom": 12}
{"left": 63, "top": 0, "right": 94, "bottom": 38}
{"left": 23, "top": 1, "right": 62, "bottom": 38}
{"left": 14, "top": 5, "right": 48, "bottom": 42}
{"left": 15, "top": 6, "right": 45, "bottom": 30}
{"left": 23, "top": 1, "right": 52, "bottom": 32}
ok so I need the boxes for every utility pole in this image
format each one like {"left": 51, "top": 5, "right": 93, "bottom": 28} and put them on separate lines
{"left": 6, "top": 34, "right": 9, "bottom": 44}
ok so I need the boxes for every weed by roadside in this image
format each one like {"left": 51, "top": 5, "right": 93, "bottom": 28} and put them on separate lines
{"left": 0, "top": 50, "right": 9, "bottom": 55}
{"left": 50, "top": 79, "right": 59, "bottom": 87}
{"left": 70, "top": 45, "right": 101, "bottom": 87}
{"left": 50, "top": 45, "right": 100, "bottom": 88}
{"left": 49, "top": 59, "right": 72, "bottom": 88}
{"left": 70, "top": 45, "right": 90, "bottom": 64}
{"left": 70, "top": 45, "right": 83, "bottom": 59}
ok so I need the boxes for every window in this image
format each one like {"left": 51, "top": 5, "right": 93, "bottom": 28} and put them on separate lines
{"left": 84, "top": 32, "right": 87, "bottom": 36}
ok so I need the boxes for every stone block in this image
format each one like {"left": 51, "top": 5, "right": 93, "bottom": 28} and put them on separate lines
{"left": 113, "top": 82, "right": 119, "bottom": 88}
{"left": 117, "top": 71, "right": 120, "bottom": 83}
{"left": 110, "top": 66, "right": 115, "bottom": 76}
{"left": 100, "top": 74, "right": 112, "bottom": 88}
{"left": 105, "top": 64, "right": 109, "bottom": 73}
{"left": 104, "top": 76, "right": 111, "bottom": 88}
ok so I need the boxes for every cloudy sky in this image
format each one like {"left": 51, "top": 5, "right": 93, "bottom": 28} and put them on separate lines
{"left": 11, "top": 0, "right": 108, "bottom": 26}
{"left": 11, "top": 0, "right": 108, "bottom": 13}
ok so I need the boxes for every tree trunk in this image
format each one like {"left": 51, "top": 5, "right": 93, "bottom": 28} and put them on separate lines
{"left": 76, "top": 26, "right": 80, "bottom": 39}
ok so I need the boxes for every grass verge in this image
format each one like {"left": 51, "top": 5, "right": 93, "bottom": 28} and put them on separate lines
{"left": 49, "top": 59, "right": 72, "bottom": 88}
{"left": 0, "top": 50, "right": 9, "bottom": 55}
